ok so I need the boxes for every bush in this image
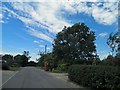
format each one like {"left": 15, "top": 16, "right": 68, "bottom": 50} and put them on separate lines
{"left": 9, "top": 66, "right": 20, "bottom": 71}
{"left": 2, "top": 63, "right": 10, "bottom": 70}
{"left": 57, "top": 64, "right": 68, "bottom": 73}
{"left": 68, "top": 65, "right": 120, "bottom": 89}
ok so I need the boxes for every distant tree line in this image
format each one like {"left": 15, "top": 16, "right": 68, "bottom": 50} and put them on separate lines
{"left": 1, "top": 51, "right": 32, "bottom": 70}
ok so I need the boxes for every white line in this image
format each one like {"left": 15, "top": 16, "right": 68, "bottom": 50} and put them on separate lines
{"left": 0, "top": 71, "right": 20, "bottom": 88}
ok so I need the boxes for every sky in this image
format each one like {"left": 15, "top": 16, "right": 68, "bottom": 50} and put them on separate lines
{"left": 0, "top": 0, "right": 119, "bottom": 61}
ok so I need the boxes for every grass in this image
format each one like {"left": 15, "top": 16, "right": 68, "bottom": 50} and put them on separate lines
{"left": 9, "top": 66, "right": 21, "bottom": 71}
{"left": 36, "top": 66, "right": 44, "bottom": 70}
{"left": 36, "top": 66, "right": 67, "bottom": 73}
{"left": 52, "top": 69, "right": 63, "bottom": 73}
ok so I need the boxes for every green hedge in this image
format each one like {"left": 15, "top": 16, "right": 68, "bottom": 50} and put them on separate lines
{"left": 68, "top": 65, "right": 120, "bottom": 89}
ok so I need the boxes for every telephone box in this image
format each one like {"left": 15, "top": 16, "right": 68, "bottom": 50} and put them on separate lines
{"left": 44, "top": 61, "right": 49, "bottom": 71}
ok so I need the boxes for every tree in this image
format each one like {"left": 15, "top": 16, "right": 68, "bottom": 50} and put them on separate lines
{"left": 2, "top": 54, "right": 14, "bottom": 66}
{"left": 53, "top": 23, "right": 98, "bottom": 65}
{"left": 20, "top": 55, "right": 28, "bottom": 67}
{"left": 14, "top": 54, "right": 22, "bottom": 66}
{"left": 14, "top": 53, "right": 29, "bottom": 67}
{"left": 38, "top": 53, "right": 54, "bottom": 67}
{"left": 23, "top": 51, "right": 31, "bottom": 60}
{"left": 23, "top": 51, "right": 29, "bottom": 57}
{"left": 100, "top": 54, "right": 120, "bottom": 66}
{"left": 107, "top": 32, "right": 120, "bottom": 57}
{"left": 27, "top": 61, "right": 37, "bottom": 66}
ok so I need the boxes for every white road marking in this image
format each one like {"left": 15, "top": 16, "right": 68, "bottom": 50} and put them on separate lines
{"left": 0, "top": 71, "right": 19, "bottom": 88}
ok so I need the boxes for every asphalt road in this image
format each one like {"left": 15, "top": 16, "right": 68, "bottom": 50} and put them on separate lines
{"left": 1, "top": 67, "right": 81, "bottom": 89}
{"left": 2, "top": 71, "right": 17, "bottom": 85}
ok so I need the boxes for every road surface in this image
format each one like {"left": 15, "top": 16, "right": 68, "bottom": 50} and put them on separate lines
{"left": 1, "top": 67, "right": 85, "bottom": 89}
{"left": 2, "top": 70, "right": 17, "bottom": 85}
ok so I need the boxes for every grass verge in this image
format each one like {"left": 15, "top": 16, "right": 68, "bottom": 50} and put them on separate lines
{"left": 9, "top": 66, "right": 21, "bottom": 71}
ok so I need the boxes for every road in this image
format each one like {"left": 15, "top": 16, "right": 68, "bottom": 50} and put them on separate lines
{"left": 1, "top": 67, "right": 85, "bottom": 89}
{"left": 2, "top": 70, "right": 17, "bottom": 85}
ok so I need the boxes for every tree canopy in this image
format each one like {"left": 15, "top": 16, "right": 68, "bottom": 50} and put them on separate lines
{"left": 107, "top": 32, "right": 120, "bottom": 57}
{"left": 53, "top": 23, "right": 98, "bottom": 65}
{"left": 2, "top": 54, "right": 14, "bottom": 65}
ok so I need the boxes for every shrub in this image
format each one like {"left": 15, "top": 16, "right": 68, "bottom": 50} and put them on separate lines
{"left": 57, "top": 64, "right": 68, "bottom": 73}
{"left": 68, "top": 65, "right": 120, "bottom": 89}
{"left": 2, "top": 63, "right": 10, "bottom": 70}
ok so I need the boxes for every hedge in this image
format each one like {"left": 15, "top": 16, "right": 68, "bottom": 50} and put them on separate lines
{"left": 68, "top": 65, "right": 120, "bottom": 90}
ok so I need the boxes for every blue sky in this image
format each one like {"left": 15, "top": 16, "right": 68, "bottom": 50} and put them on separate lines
{"left": 0, "top": 0, "right": 119, "bottom": 61}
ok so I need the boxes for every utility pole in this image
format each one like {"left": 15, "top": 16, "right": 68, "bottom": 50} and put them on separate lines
{"left": 45, "top": 45, "right": 47, "bottom": 54}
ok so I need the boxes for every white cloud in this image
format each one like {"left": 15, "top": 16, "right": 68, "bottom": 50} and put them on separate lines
{"left": 91, "top": 2, "right": 118, "bottom": 25}
{"left": 98, "top": 33, "right": 108, "bottom": 38}
{"left": 29, "top": 52, "right": 40, "bottom": 62}
{"left": 3, "top": 0, "right": 119, "bottom": 2}
{"left": 0, "top": 13, "right": 4, "bottom": 23}
{"left": 0, "top": 20, "right": 4, "bottom": 23}
{"left": 33, "top": 40, "right": 40, "bottom": 44}
{"left": 39, "top": 45, "right": 45, "bottom": 48}
{"left": 0, "top": 51, "right": 21, "bottom": 56}
{"left": 3, "top": 1, "right": 118, "bottom": 27}
{"left": 0, "top": 14, "right": 2, "bottom": 19}
{"left": 2, "top": 1, "right": 119, "bottom": 43}
{"left": 34, "top": 40, "right": 44, "bottom": 44}
{"left": 2, "top": 0, "right": 97, "bottom": 2}
{"left": 27, "top": 26, "right": 53, "bottom": 43}
{"left": 97, "top": 50, "right": 111, "bottom": 60}
{"left": 7, "top": 2, "right": 71, "bottom": 33}
{"left": 47, "top": 46, "right": 53, "bottom": 51}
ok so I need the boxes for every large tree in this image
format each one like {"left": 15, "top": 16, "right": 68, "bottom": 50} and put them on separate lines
{"left": 53, "top": 23, "right": 98, "bottom": 65}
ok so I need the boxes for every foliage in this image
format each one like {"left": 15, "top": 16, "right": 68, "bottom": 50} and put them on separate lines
{"left": 23, "top": 51, "right": 31, "bottom": 60}
{"left": 53, "top": 23, "right": 98, "bottom": 65}
{"left": 57, "top": 64, "right": 68, "bottom": 72}
{"left": 107, "top": 32, "right": 120, "bottom": 57}
{"left": 2, "top": 61, "right": 10, "bottom": 70}
{"left": 20, "top": 55, "right": 28, "bottom": 67}
{"left": 100, "top": 55, "right": 120, "bottom": 66}
{"left": 68, "top": 65, "right": 120, "bottom": 89}
{"left": 38, "top": 53, "right": 56, "bottom": 67}
{"left": 27, "top": 61, "right": 37, "bottom": 66}
{"left": 2, "top": 54, "right": 14, "bottom": 66}
{"left": 14, "top": 54, "right": 28, "bottom": 67}
{"left": 23, "top": 51, "right": 29, "bottom": 57}
{"left": 14, "top": 54, "right": 22, "bottom": 66}
{"left": 52, "top": 69, "right": 63, "bottom": 73}
{"left": 13, "top": 51, "right": 30, "bottom": 67}
{"left": 9, "top": 66, "right": 21, "bottom": 71}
